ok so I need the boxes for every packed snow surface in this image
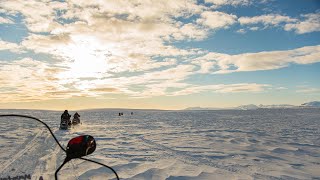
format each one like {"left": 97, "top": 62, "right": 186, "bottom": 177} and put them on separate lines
{"left": 0, "top": 108, "right": 319, "bottom": 179}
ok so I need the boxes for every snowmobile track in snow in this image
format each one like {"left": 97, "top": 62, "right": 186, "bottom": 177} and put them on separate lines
{"left": 0, "top": 128, "right": 46, "bottom": 173}
{"left": 138, "top": 136, "right": 245, "bottom": 174}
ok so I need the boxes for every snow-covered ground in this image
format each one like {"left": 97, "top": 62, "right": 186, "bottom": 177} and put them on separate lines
{"left": 0, "top": 108, "right": 319, "bottom": 180}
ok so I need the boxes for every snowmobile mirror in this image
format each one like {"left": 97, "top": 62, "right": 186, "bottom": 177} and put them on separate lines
{"left": 66, "top": 135, "right": 96, "bottom": 160}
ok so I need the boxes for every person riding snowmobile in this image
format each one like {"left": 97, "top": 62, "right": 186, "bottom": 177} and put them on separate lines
{"left": 72, "top": 112, "right": 81, "bottom": 124}
{"left": 61, "top": 110, "right": 71, "bottom": 126}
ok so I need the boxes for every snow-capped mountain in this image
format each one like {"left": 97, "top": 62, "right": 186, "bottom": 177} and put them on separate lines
{"left": 301, "top": 101, "right": 320, "bottom": 107}
{"left": 258, "top": 104, "right": 296, "bottom": 108}
{"left": 236, "top": 104, "right": 297, "bottom": 110}
{"left": 185, "top": 102, "right": 320, "bottom": 110}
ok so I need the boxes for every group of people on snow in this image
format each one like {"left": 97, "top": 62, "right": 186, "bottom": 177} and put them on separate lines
{"left": 118, "top": 112, "right": 134, "bottom": 116}
{"left": 61, "top": 110, "right": 80, "bottom": 126}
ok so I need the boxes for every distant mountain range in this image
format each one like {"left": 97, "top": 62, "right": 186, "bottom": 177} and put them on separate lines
{"left": 184, "top": 101, "right": 320, "bottom": 110}
{"left": 236, "top": 104, "right": 296, "bottom": 110}
{"left": 301, "top": 101, "right": 320, "bottom": 107}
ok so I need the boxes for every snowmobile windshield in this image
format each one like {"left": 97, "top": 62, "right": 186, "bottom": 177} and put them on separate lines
{"left": 0, "top": 112, "right": 118, "bottom": 180}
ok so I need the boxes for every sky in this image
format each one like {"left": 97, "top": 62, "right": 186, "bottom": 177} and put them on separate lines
{"left": 0, "top": 0, "right": 319, "bottom": 110}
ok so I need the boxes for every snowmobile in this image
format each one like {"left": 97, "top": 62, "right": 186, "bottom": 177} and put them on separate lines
{"left": 72, "top": 117, "right": 80, "bottom": 126}
{"left": 60, "top": 118, "right": 71, "bottom": 130}
{"left": 0, "top": 114, "right": 119, "bottom": 180}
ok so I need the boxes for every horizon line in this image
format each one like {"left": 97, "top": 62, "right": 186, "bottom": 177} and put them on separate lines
{"left": 0, "top": 104, "right": 318, "bottom": 112}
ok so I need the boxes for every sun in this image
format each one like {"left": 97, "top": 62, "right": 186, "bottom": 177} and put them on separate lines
{"left": 58, "top": 36, "right": 111, "bottom": 79}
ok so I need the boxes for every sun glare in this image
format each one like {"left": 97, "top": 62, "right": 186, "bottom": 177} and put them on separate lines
{"left": 58, "top": 36, "right": 111, "bottom": 79}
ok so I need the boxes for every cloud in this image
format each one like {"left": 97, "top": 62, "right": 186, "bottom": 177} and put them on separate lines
{"left": 193, "top": 45, "right": 320, "bottom": 74}
{"left": 21, "top": 33, "right": 71, "bottom": 56}
{"left": 87, "top": 64, "right": 195, "bottom": 88}
{"left": 275, "top": 87, "right": 287, "bottom": 90}
{"left": 296, "top": 87, "right": 320, "bottom": 93}
{"left": 0, "top": 0, "right": 205, "bottom": 36}
{"left": 0, "top": 16, "right": 14, "bottom": 24}
{"left": 249, "top": 26, "right": 259, "bottom": 31}
{"left": 77, "top": 64, "right": 269, "bottom": 98}
{"left": 0, "top": 52, "right": 292, "bottom": 102}
{"left": 1, "top": 0, "right": 319, "bottom": 104}
{"left": 238, "top": 14, "right": 297, "bottom": 26}
{"left": 63, "top": 64, "right": 197, "bottom": 99}
{"left": 138, "top": 83, "right": 269, "bottom": 98}
{"left": 172, "top": 23, "right": 208, "bottom": 40}
{"left": 197, "top": 11, "right": 237, "bottom": 29}
{"left": 236, "top": 28, "right": 246, "bottom": 34}
{"left": 14, "top": 1, "right": 206, "bottom": 78}
{"left": 204, "top": 0, "right": 251, "bottom": 6}
{"left": 22, "top": 33, "right": 184, "bottom": 76}
{"left": 0, "top": 58, "right": 111, "bottom": 102}
{"left": 191, "top": 60, "right": 216, "bottom": 73}
{"left": 170, "top": 83, "right": 270, "bottom": 96}
{"left": 239, "top": 12, "right": 320, "bottom": 34}
{"left": 0, "top": 40, "right": 23, "bottom": 53}
{"left": 63, "top": 0, "right": 203, "bottom": 22}
{"left": 0, "top": 58, "right": 72, "bottom": 102}
{"left": 2, "top": 0, "right": 206, "bottom": 78}
{"left": 284, "top": 13, "right": 320, "bottom": 34}
{"left": 0, "top": 0, "right": 67, "bottom": 32}
{"left": 89, "top": 87, "right": 120, "bottom": 94}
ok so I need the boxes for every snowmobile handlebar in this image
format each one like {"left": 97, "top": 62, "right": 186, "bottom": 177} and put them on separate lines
{"left": 0, "top": 114, "right": 120, "bottom": 180}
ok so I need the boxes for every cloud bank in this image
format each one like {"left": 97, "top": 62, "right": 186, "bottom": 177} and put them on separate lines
{"left": 0, "top": 0, "right": 319, "bottom": 103}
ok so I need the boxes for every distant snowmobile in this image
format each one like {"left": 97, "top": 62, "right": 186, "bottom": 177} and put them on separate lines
{"left": 60, "top": 110, "right": 72, "bottom": 130}
{"left": 72, "top": 112, "right": 81, "bottom": 126}
{"left": 72, "top": 117, "right": 80, "bottom": 125}
{"left": 60, "top": 118, "right": 71, "bottom": 130}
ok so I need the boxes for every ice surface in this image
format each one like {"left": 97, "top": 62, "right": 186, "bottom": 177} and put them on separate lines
{"left": 0, "top": 108, "right": 319, "bottom": 179}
